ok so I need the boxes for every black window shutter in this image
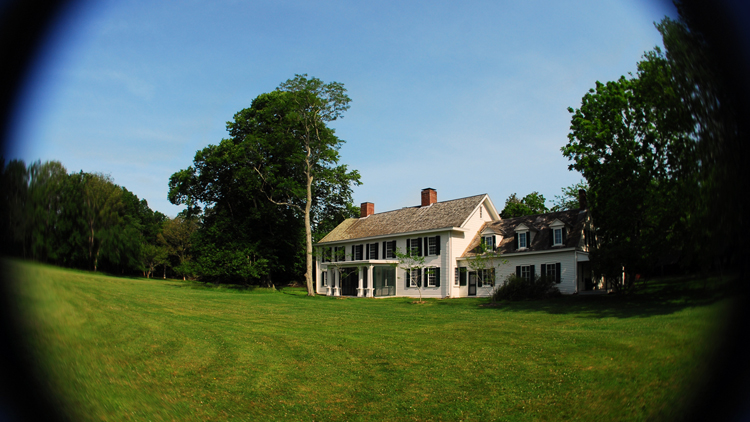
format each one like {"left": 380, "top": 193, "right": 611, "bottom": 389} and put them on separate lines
{"left": 490, "top": 268, "right": 495, "bottom": 286}
{"left": 418, "top": 268, "right": 422, "bottom": 287}
{"left": 515, "top": 235, "right": 519, "bottom": 250}
{"left": 530, "top": 265, "right": 535, "bottom": 280}
{"left": 556, "top": 262, "right": 561, "bottom": 283}
{"left": 516, "top": 266, "right": 521, "bottom": 277}
{"left": 541, "top": 264, "right": 547, "bottom": 277}
{"left": 563, "top": 228, "right": 567, "bottom": 244}
{"left": 374, "top": 243, "right": 378, "bottom": 259}
{"left": 435, "top": 267, "right": 441, "bottom": 287}
{"left": 366, "top": 244, "right": 369, "bottom": 259}
{"left": 478, "top": 271, "right": 483, "bottom": 288}
{"left": 460, "top": 268, "right": 467, "bottom": 286}
{"left": 405, "top": 238, "right": 410, "bottom": 256}
{"left": 435, "top": 236, "right": 441, "bottom": 255}
{"left": 351, "top": 245, "right": 355, "bottom": 261}
{"left": 417, "top": 237, "right": 423, "bottom": 256}
{"left": 405, "top": 270, "right": 410, "bottom": 289}
{"left": 424, "top": 237, "right": 429, "bottom": 256}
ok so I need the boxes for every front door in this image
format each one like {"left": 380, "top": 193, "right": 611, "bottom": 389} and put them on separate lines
{"left": 468, "top": 272, "right": 477, "bottom": 296}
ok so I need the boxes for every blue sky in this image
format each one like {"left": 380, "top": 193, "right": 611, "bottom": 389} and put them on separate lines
{"left": 6, "top": 0, "right": 676, "bottom": 217}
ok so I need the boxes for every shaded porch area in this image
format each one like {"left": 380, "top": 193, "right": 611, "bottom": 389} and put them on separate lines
{"left": 325, "top": 265, "right": 396, "bottom": 297}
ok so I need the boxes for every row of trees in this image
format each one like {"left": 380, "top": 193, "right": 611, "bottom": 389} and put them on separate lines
{"left": 2, "top": 75, "right": 360, "bottom": 293}
{"left": 562, "top": 7, "right": 744, "bottom": 289}
{"left": 0, "top": 159, "right": 196, "bottom": 277}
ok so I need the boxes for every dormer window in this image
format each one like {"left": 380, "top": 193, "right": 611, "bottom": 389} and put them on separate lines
{"left": 482, "top": 235, "right": 494, "bottom": 251}
{"left": 514, "top": 223, "right": 531, "bottom": 250}
{"left": 554, "top": 228, "right": 562, "bottom": 246}
{"left": 550, "top": 219, "right": 567, "bottom": 247}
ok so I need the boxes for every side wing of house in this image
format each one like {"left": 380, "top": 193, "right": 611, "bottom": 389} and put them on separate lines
{"left": 459, "top": 208, "right": 596, "bottom": 296}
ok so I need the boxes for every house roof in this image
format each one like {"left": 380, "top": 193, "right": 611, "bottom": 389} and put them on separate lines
{"left": 318, "top": 194, "right": 488, "bottom": 244}
{"left": 463, "top": 208, "right": 588, "bottom": 257}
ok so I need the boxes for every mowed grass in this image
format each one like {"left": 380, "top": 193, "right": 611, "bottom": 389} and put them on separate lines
{"left": 6, "top": 259, "right": 733, "bottom": 421}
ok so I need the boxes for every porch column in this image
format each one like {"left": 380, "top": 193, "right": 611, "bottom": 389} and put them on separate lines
{"left": 325, "top": 269, "right": 332, "bottom": 296}
{"left": 333, "top": 270, "right": 340, "bottom": 296}
{"left": 357, "top": 267, "right": 364, "bottom": 297}
{"left": 367, "top": 265, "right": 374, "bottom": 297}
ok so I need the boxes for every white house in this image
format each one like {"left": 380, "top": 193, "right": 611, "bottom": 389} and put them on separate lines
{"left": 315, "top": 188, "right": 598, "bottom": 298}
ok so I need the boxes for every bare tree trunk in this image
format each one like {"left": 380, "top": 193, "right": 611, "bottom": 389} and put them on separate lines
{"left": 305, "top": 172, "right": 315, "bottom": 296}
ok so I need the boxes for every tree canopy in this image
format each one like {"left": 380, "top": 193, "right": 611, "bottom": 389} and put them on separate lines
{"left": 500, "top": 192, "right": 549, "bottom": 219}
{"left": 168, "top": 75, "right": 360, "bottom": 289}
{"left": 562, "top": 11, "right": 739, "bottom": 288}
{"left": 0, "top": 159, "right": 169, "bottom": 276}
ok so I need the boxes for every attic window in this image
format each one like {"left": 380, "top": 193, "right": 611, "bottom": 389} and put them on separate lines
{"left": 482, "top": 235, "right": 494, "bottom": 251}
{"left": 518, "top": 232, "right": 528, "bottom": 249}
{"left": 554, "top": 228, "right": 563, "bottom": 246}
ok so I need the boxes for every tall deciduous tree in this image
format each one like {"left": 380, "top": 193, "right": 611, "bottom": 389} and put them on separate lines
{"left": 233, "top": 75, "right": 361, "bottom": 295}
{"left": 81, "top": 173, "right": 124, "bottom": 272}
{"left": 169, "top": 76, "right": 359, "bottom": 289}
{"left": 159, "top": 216, "right": 197, "bottom": 280}
{"left": 562, "top": 33, "right": 695, "bottom": 289}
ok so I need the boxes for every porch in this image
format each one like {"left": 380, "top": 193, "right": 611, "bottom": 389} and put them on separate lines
{"left": 325, "top": 265, "right": 397, "bottom": 298}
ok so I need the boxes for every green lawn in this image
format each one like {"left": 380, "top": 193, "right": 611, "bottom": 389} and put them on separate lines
{"left": 6, "top": 259, "right": 732, "bottom": 421}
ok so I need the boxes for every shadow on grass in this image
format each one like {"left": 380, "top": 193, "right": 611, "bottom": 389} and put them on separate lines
{"left": 476, "top": 274, "right": 741, "bottom": 319}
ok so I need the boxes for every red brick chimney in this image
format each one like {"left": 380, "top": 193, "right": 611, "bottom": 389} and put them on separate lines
{"left": 360, "top": 202, "right": 374, "bottom": 218}
{"left": 421, "top": 188, "right": 437, "bottom": 207}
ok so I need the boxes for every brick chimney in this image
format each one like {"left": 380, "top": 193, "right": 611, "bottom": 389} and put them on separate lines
{"left": 578, "top": 189, "right": 587, "bottom": 210}
{"left": 421, "top": 188, "right": 437, "bottom": 207}
{"left": 360, "top": 202, "right": 374, "bottom": 218}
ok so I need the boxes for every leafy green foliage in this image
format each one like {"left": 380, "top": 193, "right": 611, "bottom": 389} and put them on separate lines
{"left": 562, "top": 20, "right": 702, "bottom": 288}
{"left": 499, "top": 191, "right": 549, "bottom": 218}
{"left": 0, "top": 159, "right": 164, "bottom": 275}
{"left": 492, "top": 274, "right": 561, "bottom": 301}
{"left": 168, "top": 76, "right": 360, "bottom": 288}
{"left": 551, "top": 180, "right": 588, "bottom": 211}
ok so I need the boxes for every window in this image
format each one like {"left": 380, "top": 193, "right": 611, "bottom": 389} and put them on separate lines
{"left": 541, "top": 263, "right": 561, "bottom": 283}
{"left": 406, "top": 269, "right": 421, "bottom": 288}
{"left": 553, "top": 228, "right": 562, "bottom": 246}
{"left": 428, "top": 237, "right": 437, "bottom": 255}
{"left": 424, "top": 267, "right": 437, "bottom": 287}
{"left": 408, "top": 238, "right": 421, "bottom": 256}
{"left": 367, "top": 243, "right": 378, "bottom": 260}
{"left": 383, "top": 240, "right": 396, "bottom": 259}
{"left": 353, "top": 244, "right": 363, "bottom": 261}
{"left": 477, "top": 268, "right": 495, "bottom": 287}
{"left": 482, "top": 235, "right": 494, "bottom": 251}
{"left": 516, "top": 264, "right": 534, "bottom": 281}
{"left": 321, "top": 271, "right": 327, "bottom": 287}
{"left": 518, "top": 232, "right": 527, "bottom": 249}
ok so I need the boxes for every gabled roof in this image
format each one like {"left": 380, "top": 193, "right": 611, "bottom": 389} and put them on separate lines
{"left": 463, "top": 208, "right": 588, "bottom": 257}
{"left": 318, "top": 194, "right": 488, "bottom": 244}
